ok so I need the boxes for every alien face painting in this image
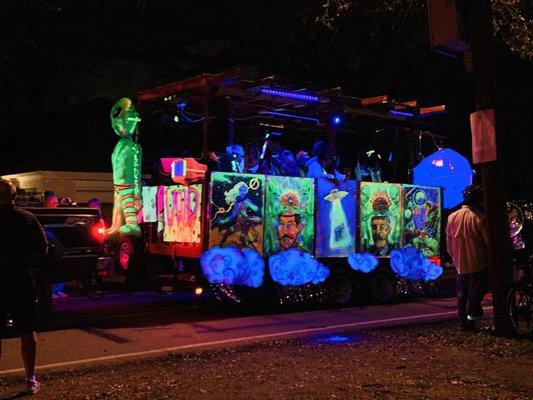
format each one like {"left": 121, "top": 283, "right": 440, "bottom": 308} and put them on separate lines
{"left": 402, "top": 185, "right": 441, "bottom": 257}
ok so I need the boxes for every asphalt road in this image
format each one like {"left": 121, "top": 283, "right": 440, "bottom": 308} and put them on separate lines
{"left": 0, "top": 295, "right": 491, "bottom": 376}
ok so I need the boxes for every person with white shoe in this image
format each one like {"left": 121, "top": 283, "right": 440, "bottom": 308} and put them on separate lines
{"left": 1, "top": 179, "right": 48, "bottom": 395}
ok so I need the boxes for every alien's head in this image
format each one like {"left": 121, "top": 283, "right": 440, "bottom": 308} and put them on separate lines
{"left": 110, "top": 98, "right": 141, "bottom": 138}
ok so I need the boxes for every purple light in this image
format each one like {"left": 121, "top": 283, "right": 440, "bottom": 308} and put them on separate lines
{"left": 389, "top": 110, "right": 414, "bottom": 117}
{"left": 260, "top": 88, "right": 319, "bottom": 102}
{"left": 263, "top": 111, "right": 320, "bottom": 124}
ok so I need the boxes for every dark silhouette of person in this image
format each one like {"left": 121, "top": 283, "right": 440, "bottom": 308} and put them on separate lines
{"left": 0, "top": 178, "right": 48, "bottom": 394}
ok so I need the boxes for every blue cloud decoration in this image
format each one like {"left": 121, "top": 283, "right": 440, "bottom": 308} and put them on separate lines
{"left": 347, "top": 252, "right": 379, "bottom": 273}
{"left": 389, "top": 246, "right": 443, "bottom": 281}
{"left": 200, "top": 246, "right": 265, "bottom": 287}
{"left": 269, "top": 249, "right": 330, "bottom": 286}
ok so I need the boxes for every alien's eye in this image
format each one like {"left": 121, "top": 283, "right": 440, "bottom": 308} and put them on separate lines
{"left": 112, "top": 107, "right": 122, "bottom": 119}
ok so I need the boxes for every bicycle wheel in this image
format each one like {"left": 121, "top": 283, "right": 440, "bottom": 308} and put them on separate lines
{"left": 508, "top": 283, "right": 532, "bottom": 338}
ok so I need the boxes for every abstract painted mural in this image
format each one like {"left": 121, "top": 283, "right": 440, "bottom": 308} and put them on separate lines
{"left": 402, "top": 184, "right": 441, "bottom": 257}
{"left": 359, "top": 182, "right": 402, "bottom": 257}
{"left": 208, "top": 172, "right": 265, "bottom": 253}
{"left": 163, "top": 184, "right": 203, "bottom": 244}
{"left": 141, "top": 186, "right": 158, "bottom": 223}
{"left": 315, "top": 178, "right": 357, "bottom": 257}
{"left": 264, "top": 176, "right": 315, "bottom": 255}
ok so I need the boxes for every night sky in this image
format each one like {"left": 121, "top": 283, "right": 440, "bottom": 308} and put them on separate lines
{"left": 0, "top": 1, "right": 531, "bottom": 199}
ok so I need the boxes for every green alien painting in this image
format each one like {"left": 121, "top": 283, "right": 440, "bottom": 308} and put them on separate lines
{"left": 402, "top": 184, "right": 442, "bottom": 257}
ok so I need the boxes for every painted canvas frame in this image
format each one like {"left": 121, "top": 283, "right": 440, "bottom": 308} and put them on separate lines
{"left": 264, "top": 176, "right": 315, "bottom": 255}
{"left": 163, "top": 184, "right": 203, "bottom": 244}
{"left": 359, "top": 182, "right": 402, "bottom": 257}
{"left": 208, "top": 172, "right": 265, "bottom": 253}
{"left": 402, "top": 184, "right": 442, "bottom": 257}
{"left": 315, "top": 178, "right": 357, "bottom": 257}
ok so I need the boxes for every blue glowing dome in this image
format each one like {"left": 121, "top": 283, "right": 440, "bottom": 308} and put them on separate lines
{"left": 413, "top": 148, "right": 473, "bottom": 209}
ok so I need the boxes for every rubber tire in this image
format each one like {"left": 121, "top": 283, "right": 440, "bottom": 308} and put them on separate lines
{"left": 507, "top": 284, "right": 532, "bottom": 338}
{"left": 117, "top": 238, "right": 134, "bottom": 272}
{"left": 327, "top": 269, "right": 353, "bottom": 305}
{"left": 369, "top": 271, "right": 395, "bottom": 303}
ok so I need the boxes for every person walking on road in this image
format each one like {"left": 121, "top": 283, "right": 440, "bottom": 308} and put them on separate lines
{"left": 0, "top": 178, "right": 48, "bottom": 395}
{"left": 446, "top": 185, "right": 490, "bottom": 332}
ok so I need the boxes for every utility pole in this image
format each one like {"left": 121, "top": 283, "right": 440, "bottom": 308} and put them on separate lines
{"left": 467, "top": 0, "right": 513, "bottom": 336}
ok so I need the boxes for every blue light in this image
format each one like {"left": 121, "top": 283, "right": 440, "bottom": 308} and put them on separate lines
{"left": 332, "top": 115, "right": 342, "bottom": 125}
{"left": 347, "top": 252, "right": 379, "bottom": 273}
{"left": 269, "top": 249, "right": 330, "bottom": 286}
{"left": 309, "top": 334, "right": 361, "bottom": 344}
{"left": 200, "top": 246, "right": 265, "bottom": 287}
{"left": 390, "top": 246, "right": 443, "bottom": 281}
{"left": 389, "top": 110, "right": 414, "bottom": 117}
{"left": 413, "top": 148, "right": 473, "bottom": 209}
{"left": 260, "top": 88, "right": 319, "bottom": 102}
{"left": 262, "top": 111, "right": 320, "bottom": 124}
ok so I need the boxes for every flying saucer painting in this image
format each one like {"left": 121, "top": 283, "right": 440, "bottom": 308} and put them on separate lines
{"left": 316, "top": 178, "right": 357, "bottom": 257}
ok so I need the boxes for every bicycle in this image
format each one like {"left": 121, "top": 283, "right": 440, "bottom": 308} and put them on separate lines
{"left": 507, "top": 255, "right": 532, "bottom": 338}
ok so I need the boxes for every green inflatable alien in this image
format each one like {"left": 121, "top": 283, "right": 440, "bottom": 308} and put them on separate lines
{"left": 106, "top": 98, "right": 143, "bottom": 237}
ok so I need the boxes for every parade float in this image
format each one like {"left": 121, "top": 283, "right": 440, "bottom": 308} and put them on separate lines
{"left": 108, "top": 71, "right": 474, "bottom": 305}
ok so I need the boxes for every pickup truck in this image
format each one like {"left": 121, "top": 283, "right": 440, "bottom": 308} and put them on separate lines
{"left": 22, "top": 206, "right": 113, "bottom": 292}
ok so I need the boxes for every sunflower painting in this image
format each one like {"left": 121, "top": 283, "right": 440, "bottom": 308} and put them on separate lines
{"left": 264, "top": 176, "right": 315, "bottom": 255}
{"left": 359, "top": 182, "right": 403, "bottom": 257}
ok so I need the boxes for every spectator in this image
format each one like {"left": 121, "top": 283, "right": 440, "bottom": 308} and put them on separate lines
{"left": 87, "top": 197, "right": 105, "bottom": 223}
{"left": 257, "top": 132, "right": 284, "bottom": 175}
{"left": 217, "top": 144, "right": 245, "bottom": 173}
{"left": 446, "top": 185, "right": 490, "bottom": 332}
{"left": 305, "top": 141, "right": 345, "bottom": 182}
{"left": 296, "top": 150, "right": 310, "bottom": 176}
{"left": 44, "top": 195, "right": 69, "bottom": 298}
{"left": 87, "top": 198, "right": 101, "bottom": 212}
{"left": 0, "top": 178, "right": 48, "bottom": 395}
{"left": 279, "top": 149, "right": 302, "bottom": 177}
{"left": 355, "top": 150, "right": 382, "bottom": 182}
{"left": 244, "top": 142, "right": 260, "bottom": 174}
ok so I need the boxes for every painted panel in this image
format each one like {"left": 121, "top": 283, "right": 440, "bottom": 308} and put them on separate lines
{"left": 402, "top": 184, "right": 441, "bottom": 257}
{"left": 141, "top": 186, "right": 158, "bottom": 223}
{"left": 315, "top": 179, "right": 357, "bottom": 257}
{"left": 359, "top": 182, "right": 402, "bottom": 257}
{"left": 264, "top": 176, "right": 315, "bottom": 255}
{"left": 163, "top": 184, "right": 203, "bottom": 243}
{"left": 208, "top": 172, "right": 265, "bottom": 253}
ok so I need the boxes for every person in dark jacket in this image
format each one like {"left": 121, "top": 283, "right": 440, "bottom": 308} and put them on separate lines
{"left": 0, "top": 178, "right": 48, "bottom": 395}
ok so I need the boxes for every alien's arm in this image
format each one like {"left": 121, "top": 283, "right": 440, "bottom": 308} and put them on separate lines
{"left": 133, "top": 143, "right": 142, "bottom": 199}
